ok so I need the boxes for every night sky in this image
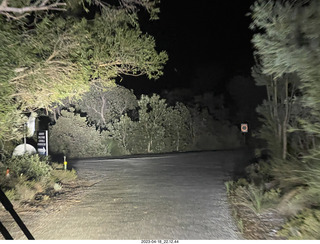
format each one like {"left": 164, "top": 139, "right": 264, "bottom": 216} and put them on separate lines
{"left": 121, "top": 0, "right": 256, "bottom": 96}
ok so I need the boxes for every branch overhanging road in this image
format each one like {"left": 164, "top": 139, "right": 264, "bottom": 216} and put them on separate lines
{"left": 27, "top": 150, "right": 252, "bottom": 240}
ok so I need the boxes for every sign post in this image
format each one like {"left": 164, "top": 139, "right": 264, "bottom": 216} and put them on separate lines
{"left": 37, "top": 130, "right": 48, "bottom": 156}
{"left": 64, "top": 156, "right": 67, "bottom": 171}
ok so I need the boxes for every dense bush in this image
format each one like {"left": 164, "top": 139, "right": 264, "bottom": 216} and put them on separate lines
{"left": 2, "top": 154, "right": 51, "bottom": 181}
{"left": 0, "top": 155, "right": 78, "bottom": 203}
{"left": 49, "top": 109, "right": 112, "bottom": 158}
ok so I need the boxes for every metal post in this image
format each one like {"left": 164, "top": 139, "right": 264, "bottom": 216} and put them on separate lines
{"left": 0, "top": 221, "right": 13, "bottom": 240}
{"left": 64, "top": 156, "right": 67, "bottom": 171}
{"left": 0, "top": 189, "right": 34, "bottom": 240}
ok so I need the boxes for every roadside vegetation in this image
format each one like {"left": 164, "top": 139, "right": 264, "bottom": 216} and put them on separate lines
{"left": 49, "top": 92, "right": 243, "bottom": 157}
{"left": 0, "top": 154, "right": 77, "bottom": 206}
{"left": 226, "top": 0, "right": 320, "bottom": 240}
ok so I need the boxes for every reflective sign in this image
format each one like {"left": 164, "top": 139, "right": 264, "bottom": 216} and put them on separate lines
{"left": 241, "top": 123, "right": 248, "bottom": 133}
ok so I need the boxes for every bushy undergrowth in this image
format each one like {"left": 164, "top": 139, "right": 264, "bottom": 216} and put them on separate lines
{"left": 49, "top": 109, "right": 113, "bottom": 158}
{"left": 3, "top": 154, "right": 51, "bottom": 181}
{"left": 0, "top": 155, "right": 77, "bottom": 204}
{"left": 227, "top": 153, "right": 320, "bottom": 239}
{"left": 226, "top": 178, "right": 281, "bottom": 215}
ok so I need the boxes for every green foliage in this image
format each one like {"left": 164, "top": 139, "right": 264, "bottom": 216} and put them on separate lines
{"left": 278, "top": 209, "right": 320, "bottom": 240}
{"left": 106, "top": 113, "right": 137, "bottom": 154}
{"left": 107, "top": 94, "right": 194, "bottom": 154}
{"left": 49, "top": 109, "right": 112, "bottom": 158}
{"left": 50, "top": 93, "right": 243, "bottom": 157}
{"left": 3, "top": 154, "right": 51, "bottom": 181}
{"left": 163, "top": 102, "right": 192, "bottom": 152}
{"left": 250, "top": 0, "right": 320, "bottom": 156}
{"left": 248, "top": 1, "right": 320, "bottom": 239}
{"left": 228, "top": 178, "right": 281, "bottom": 215}
{"left": 0, "top": 1, "right": 167, "bottom": 157}
{"left": 136, "top": 94, "right": 169, "bottom": 153}
{"left": 75, "top": 85, "right": 138, "bottom": 128}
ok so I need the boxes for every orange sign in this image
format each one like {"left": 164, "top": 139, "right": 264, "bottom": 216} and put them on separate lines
{"left": 241, "top": 123, "right": 248, "bottom": 133}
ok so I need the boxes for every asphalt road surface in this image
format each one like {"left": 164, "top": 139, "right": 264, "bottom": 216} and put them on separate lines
{"left": 21, "top": 150, "right": 251, "bottom": 240}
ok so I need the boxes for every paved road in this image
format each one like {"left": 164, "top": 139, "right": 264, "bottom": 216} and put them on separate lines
{"left": 24, "top": 150, "right": 251, "bottom": 240}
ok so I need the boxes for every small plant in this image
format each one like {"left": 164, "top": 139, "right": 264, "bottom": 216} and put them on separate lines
{"left": 237, "top": 218, "right": 244, "bottom": 234}
{"left": 231, "top": 182, "right": 281, "bottom": 215}
{"left": 225, "top": 181, "right": 234, "bottom": 195}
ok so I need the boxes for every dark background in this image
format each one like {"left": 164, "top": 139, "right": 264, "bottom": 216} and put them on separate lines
{"left": 121, "top": 0, "right": 256, "bottom": 96}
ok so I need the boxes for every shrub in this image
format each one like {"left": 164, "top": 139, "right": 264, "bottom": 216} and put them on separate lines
{"left": 49, "top": 109, "right": 112, "bottom": 158}
{"left": 229, "top": 179, "right": 281, "bottom": 215}
{"left": 3, "top": 154, "right": 51, "bottom": 181}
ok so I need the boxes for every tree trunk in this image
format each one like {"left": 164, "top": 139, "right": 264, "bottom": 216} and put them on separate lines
{"left": 148, "top": 138, "right": 152, "bottom": 153}
{"left": 282, "top": 78, "right": 289, "bottom": 160}
{"left": 176, "top": 130, "right": 180, "bottom": 151}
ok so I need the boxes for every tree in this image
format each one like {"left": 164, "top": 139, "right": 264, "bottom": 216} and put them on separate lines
{"left": 0, "top": 0, "right": 66, "bottom": 19}
{"left": 164, "top": 102, "right": 192, "bottom": 152}
{"left": 105, "top": 113, "right": 136, "bottom": 154}
{"left": 0, "top": 0, "right": 167, "bottom": 154}
{"left": 0, "top": 0, "right": 160, "bottom": 20}
{"left": 249, "top": 0, "right": 320, "bottom": 159}
{"left": 106, "top": 95, "right": 193, "bottom": 154}
{"left": 137, "top": 94, "right": 168, "bottom": 153}
{"left": 75, "top": 85, "right": 138, "bottom": 128}
{"left": 252, "top": 66, "right": 300, "bottom": 159}
{"left": 249, "top": 0, "right": 320, "bottom": 228}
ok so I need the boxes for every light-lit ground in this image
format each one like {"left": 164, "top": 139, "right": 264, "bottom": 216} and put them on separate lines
{"left": 8, "top": 150, "right": 251, "bottom": 240}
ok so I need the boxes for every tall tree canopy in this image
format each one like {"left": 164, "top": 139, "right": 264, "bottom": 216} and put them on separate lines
{"left": 0, "top": 0, "right": 167, "bottom": 153}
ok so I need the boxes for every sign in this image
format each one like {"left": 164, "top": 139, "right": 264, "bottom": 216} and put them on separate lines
{"left": 26, "top": 113, "right": 36, "bottom": 137}
{"left": 241, "top": 123, "right": 248, "bottom": 133}
{"left": 37, "top": 130, "right": 48, "bottom": 156}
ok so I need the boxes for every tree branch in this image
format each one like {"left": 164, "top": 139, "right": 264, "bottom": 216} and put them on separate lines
{"left": 0, "top": 0, "right": 67, "bottom": 19}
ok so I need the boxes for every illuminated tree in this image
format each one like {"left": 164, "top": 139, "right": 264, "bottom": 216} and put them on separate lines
{"left": 75, "top": 85, "right": 138, "bottom": 128}
{"left": 249, "top": 0, "right": 320, "bottom": 223}
{"left": 250, "top": 0, "right": 320, "bottom": 159}
{"left": 0, "top": 0, "right": 167, "bottom": 155}
{"left": 164, "top": 102, "right": 192, "bottom": 152}
{"left": 49, "top": 109, "right": 111, "bottom": 158}
{"left": 136, "top": 94, "right": 168, "bottom": 153}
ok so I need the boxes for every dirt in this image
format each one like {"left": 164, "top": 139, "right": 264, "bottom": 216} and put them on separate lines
{"left": 0, "top": 179, "right": 96, "bottom": 240}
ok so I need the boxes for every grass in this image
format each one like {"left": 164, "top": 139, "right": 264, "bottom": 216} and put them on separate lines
{"left": 226, "top": 178, "right": 281, "bottom": 215}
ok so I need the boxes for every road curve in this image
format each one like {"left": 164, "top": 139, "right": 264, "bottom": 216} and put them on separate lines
{"left": 25, "top": 150, "right": 251, "bottom": 240}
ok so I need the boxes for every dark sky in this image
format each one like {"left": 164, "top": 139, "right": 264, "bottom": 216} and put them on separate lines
{"left": 121, "top": 0, "right": 256, "bottom": 96}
